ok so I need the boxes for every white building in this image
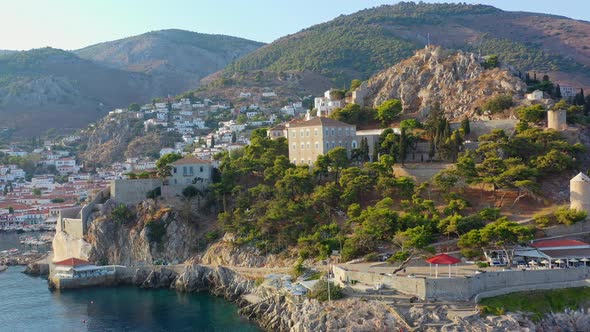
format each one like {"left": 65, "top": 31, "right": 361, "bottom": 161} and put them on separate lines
{"left": 314, "top": 90, "right": 344, "bottom": 117}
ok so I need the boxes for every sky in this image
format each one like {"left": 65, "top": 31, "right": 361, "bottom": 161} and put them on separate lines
{"left": 1, "top": 0, "right": 589, "bottom": 51}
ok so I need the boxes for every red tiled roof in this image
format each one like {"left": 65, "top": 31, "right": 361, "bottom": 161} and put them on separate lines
{"left": 53, "top": 258, "right": 90, "bottom": 267}
{"left": 532, "top": 239, "right": 589, "bottom": 248}
{"left": 426, "top": 253, "right": 461, "bottom": 265}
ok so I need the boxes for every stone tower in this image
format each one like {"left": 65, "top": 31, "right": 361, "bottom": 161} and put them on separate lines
{"left": 547, "top": 109, "right": 567, "bottom": 131}
{"left": 570, "top": 172, "right": 590, "bottom": 214}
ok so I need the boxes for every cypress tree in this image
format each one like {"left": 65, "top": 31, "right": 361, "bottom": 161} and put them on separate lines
{"left": 372, "top": 142, "right": 378, "bottom": 162}
{"left": 554, "top": 84, "right": 562, "bottom": 99}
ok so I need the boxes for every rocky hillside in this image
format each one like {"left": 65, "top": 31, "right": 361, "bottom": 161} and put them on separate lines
{"left": 0, "top": 30, "right": 263, "bottom": 137}
{"left": 76, "top": 29, "right": 264, "bottom": 91}
{"left": 78, "top": 113, "right": 181, "bottom": 166}
{"left": 353, "top": 46, "right": 527, "bottom": 120}
{"left": 0, "top": 48, "right": 162, "bottom": 137}
{"left": 225, "top": 2, "right": 590, "bottom": 88}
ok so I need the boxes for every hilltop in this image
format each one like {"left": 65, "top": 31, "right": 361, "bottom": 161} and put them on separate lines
{"left": 75, "top": 29, "right": 264, "bottom": 90}
{"left": 0, "top": 30, "right": 263, "bottom": 137}
{"left": 225, "top": 2, "right": 590, "bottom": 89}
{"left": 354, "top": 46, "right": 527, "bottom": 120}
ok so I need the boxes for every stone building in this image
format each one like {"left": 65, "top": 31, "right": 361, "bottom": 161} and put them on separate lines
{"left": 548, "top": 109, "right": 567, "bottom": 131}
{"left": 287, "top": 117, "right": 357, "bottom": 166}
{"left": 570, "top": 172, "right": 590, "bottom": 215}
{"left": 267, "top": 124, "right": 287, "bottom": 140}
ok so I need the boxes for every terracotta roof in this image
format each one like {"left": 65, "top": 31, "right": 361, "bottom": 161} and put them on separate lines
{"left": 288, "top": 117, "right": 355, "bottom": 128}
{"left": 425, "top": 253, "right": 461, "bottom": 265}
{"left": 170, "top": 157, "right": 211, "bottom": 165}
{"left": 53, "top": 258, "right": 90, "bottom": 267}
{"left": 532, "top": 239, "right": 589, "bottom": 248}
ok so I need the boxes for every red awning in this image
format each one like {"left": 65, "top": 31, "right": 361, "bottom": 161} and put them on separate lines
{"left": 425, "top": 253, "right": 460, "bottom": 265}
{"left": 53, "top": 257, "right": 90, "bottom": 267}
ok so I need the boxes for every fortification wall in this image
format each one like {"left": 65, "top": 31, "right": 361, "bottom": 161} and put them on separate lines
{"left": 393, "top": 164, "right": 452, "bottom": 183}
{"left": 334, "top": 265, "right": 590, "bottom": 301}
{"left": 548, "top": 110, "right": 567, "bottom": 131}
{"left": 571, "top": 180, "right": 590, "bottom": 214}
{"left": 333, "top": 266, "right": 426, "bottom": 298}
{"left": 110, "top": 179, "right": 162, "bottom": 205}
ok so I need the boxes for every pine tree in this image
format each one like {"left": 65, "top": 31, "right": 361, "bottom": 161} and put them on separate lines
{"left": 399, "top": 128, "right": 407, "bottom": 166}
{"left": 359, "top": 137, "right": 369, "bottom": 162}
{"left": 231, "top": 132, "right": 237, "bottom": 143}
{"left": 210, "top": 136, "right": 215, "bottom": 148}
{"left": 372, "top": 143, "right": 378, "bottom": 162}
{"left": 460, "top": 118, "right": 471, "bottom": 135}
{"left": 554, "top": 84, "right": 562, "bottom": 99}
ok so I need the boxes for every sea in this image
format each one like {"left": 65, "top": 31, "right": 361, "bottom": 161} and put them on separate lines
{"left": 0, "top": 233, "right": 261, "bottom": 332}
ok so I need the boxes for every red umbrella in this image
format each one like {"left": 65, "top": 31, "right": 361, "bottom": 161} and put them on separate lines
{"left": 426, "top": 254, "right": 460, "bottom": 278}
{"left": 426, "top": 253, "right": 461, "bottom": 265}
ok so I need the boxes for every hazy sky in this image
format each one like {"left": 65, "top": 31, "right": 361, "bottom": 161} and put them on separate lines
{"left": 1, "top": 0, "right": 589, "bottom": 50}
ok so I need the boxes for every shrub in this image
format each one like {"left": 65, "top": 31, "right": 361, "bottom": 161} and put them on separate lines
{"left": 476, "top": 261, "right": 489, "bottom": 268}
{"left": 204, "top": 230, "right": 220, "bottom": 242}
{"left": 51, "top": 198, "right": 65, "bottom": 203}
{"left": 483, "top": 95, "right": 513, "bottom": 114}
{"left": 461, "top": 248, "right": 482, "bottom": 259}
{"left": 307, "top": 280, "right": 343, "bottom": 302}
{"left": 145, "top": 219, "right": 167, "bottom": 243}
{"left": 111, "top": 204, "right": 134, "bottom": 224}
{"left": 533, "top": 212, "right": 555, "bottom": 228}
{"left": 364, "top": 252, "right": 379, "bottom": 262}
{"left": 292, "top": 257, "right": 305, "bottom": 279}
{"left": 554, "top": 207, "right": 587, "bottom": 225}
{"left": 146, "top": 187, "right": 161, "bottom": 199}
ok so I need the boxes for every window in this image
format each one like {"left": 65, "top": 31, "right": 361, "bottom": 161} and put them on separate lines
{"left": 174, "top": 179, "right": 177, "bottom": 184}
{"left": 199, "top": 166, "right": 203, "bottom": 172}
{"left": 308, "top": 159, "right": 311, "bottom": 165}
{"left": 314, "top": 129, "right": 318, "bottom": 136}
{"left": 183, "top": 166, "right": 187, "bottom": 175}
{"left": 301, "top": 131, "right": 304, "bottom": 137}
{"left": 306, "top": 142, "right": 310, "bottom": 149}
{"left": 331, "top": 128, "right": 335, "bottom": 136}
{"left": 338, "top": 128, "right": 342, "bottom": 136}
{"left": 315, "top": 142, "right": 319, "bottom": 149}
{"left": 293, "top": 159, "right": 297, "bottom": 164}
{"left": 338, "top": 140, "right": 342, "bottom": 147}
{"left": 301, "top": 143, "right": 304, "bottom": 149}
{"left": 325, "top": 142, "right": 329, "bottom": 150}
{"left": 173, "top": 167, "right": 177, "bottom": 174}
{"left": 352, "top": 140, "right": 357, "bottom": 149}
{"left": 306, "top": 130, "right": 309, "bottom": 137}
{"left": 301, "top": 159, "right": 304, "bottom": 164}
{"left": 325, "top": 129, "right": 329, "bottom": 136}
{"left": 189, "top": 166, "right": 194, "bottom": 175}
{"left": 291, "top": 130, "right": 296, "bottom": 137}
{"left": 292, "top": 143, "right": 296, "bottom": 150}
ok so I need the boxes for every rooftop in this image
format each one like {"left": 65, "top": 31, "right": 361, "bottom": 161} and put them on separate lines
{"left": 288, "top": 117, "right": 355, "bottom": 128}
{"left": 571, "top": 172, "right": 590, "bottom": 182}
{"left": 532, "top": 239, "right": 590, "bottom": 248}
{"left": 53, "top": 257, "right": 90, "bottom": 267}
{"left": 170, "top": 157, "right": 211, "bottom": 166}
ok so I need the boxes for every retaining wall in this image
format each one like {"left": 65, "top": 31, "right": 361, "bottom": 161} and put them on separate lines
{"left": 110, "top": 179, "right": 163, "bottom": 205}
{"left": 334, "top": 265, "right": 590, "bottom": 301}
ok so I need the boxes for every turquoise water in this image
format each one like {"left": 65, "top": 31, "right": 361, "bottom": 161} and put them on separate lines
{"left": 0, "top": 267, "right": 260, "bottom": 332}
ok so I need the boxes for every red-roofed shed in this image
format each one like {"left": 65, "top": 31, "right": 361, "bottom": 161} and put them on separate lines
{"left": 53, "top": 258, "right": 90, "bottom": 267}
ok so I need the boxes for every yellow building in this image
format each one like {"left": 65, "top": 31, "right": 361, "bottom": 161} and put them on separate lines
{"left": 287, "top": 117, "right": 357, "bottom": 165}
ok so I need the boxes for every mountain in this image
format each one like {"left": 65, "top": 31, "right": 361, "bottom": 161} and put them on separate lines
{"left": 75, "top": 29, "right": 264, "bottom": 91}
{"left": 0, "top": 30, "right": 263, "bottom": 138}
{"left": 353, "top": 46, "right": 527, "bottom": 120}
{"left": 0, "top": 48, "right": 162, "bottom": 137}
{"left": 225, "top": 2, "right": 590, "bottom": 89}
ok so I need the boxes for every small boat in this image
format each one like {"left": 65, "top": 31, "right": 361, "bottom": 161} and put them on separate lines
{"left": 0, "top": 266, "right": 7, "bottom": 273}
{"left": 8, "top": 248, "right": 19, "bottom": 254}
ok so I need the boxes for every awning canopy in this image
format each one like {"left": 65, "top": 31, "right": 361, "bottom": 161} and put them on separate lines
{"left": 426, "top": 253, "right": 461, "bottom": 265}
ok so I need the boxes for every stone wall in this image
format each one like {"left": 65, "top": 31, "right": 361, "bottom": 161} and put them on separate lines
{"left": 334, "top": 265, "right": 590, "bottom": 301}
{"left": 393, "top": 163, "right": 453, "bottom": 183}
{"left": 333, "top": 266, "right": 426, "bottom": 298}
{"left": 110, "top": 179, "right": 163, "bottom": 205}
